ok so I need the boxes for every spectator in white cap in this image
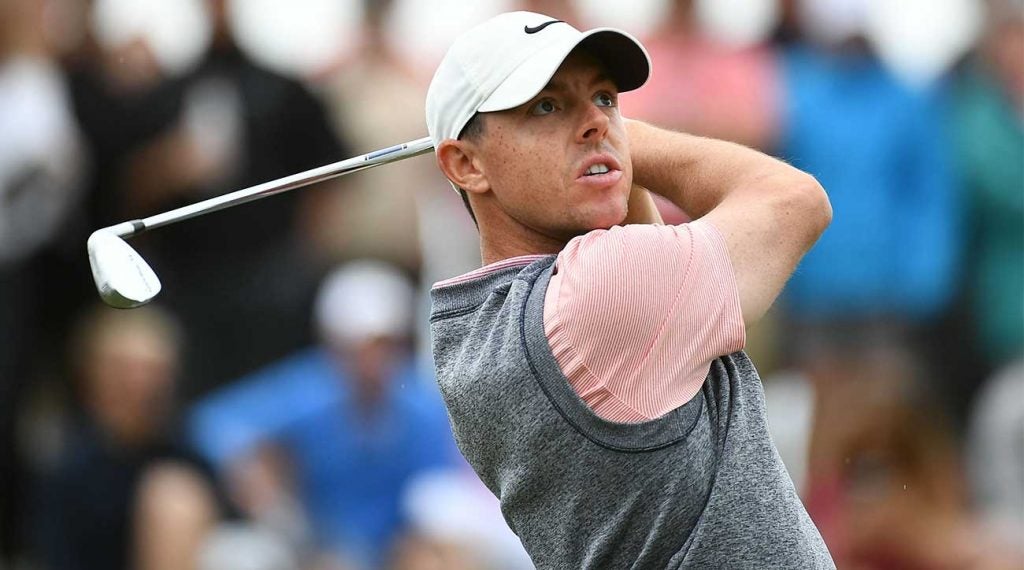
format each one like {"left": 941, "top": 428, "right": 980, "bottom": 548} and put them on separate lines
{"left": 315, "top": 260, "right": 416, "bottom": 409}
{"left": 190, "top": 260, "right": 456, "bottom": 569}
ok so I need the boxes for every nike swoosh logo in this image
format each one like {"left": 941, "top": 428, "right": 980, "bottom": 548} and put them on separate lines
{"left": 524, "top": 20, "right": 565, "bottom": 34}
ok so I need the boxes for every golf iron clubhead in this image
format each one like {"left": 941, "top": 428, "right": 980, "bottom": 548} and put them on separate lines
{"left": 87, "top": 137, "right": 434, "bottom": 309}
{"left": 87, "top": 226, "right": 161, "bottom": 309}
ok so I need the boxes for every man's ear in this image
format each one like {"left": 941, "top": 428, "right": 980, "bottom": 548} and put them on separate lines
{"left": 436, "top": 140, "right": 489, "bottom": 195}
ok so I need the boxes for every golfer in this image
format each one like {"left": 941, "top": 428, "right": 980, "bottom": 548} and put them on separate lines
{"left": 426, "top": 11, "right": 835, "bottom": 568}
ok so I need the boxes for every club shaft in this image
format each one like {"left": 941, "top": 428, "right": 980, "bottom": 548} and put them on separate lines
{"left": 109, "top": 137, "right": 434, "bottom": 239}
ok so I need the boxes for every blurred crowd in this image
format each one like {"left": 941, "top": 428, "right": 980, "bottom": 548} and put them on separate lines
{"left": 0, "top": 0, "right": 1020, "bottom": 568}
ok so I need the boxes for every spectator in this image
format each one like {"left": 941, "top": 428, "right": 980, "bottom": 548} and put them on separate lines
{"left": 776, "top": 0, "right": 961, "bottom": 326}
{"left": 32, "top": 305, "right": 222, "bottom": 570}
{"left": 966, "top": 360, "right": 1024, "bottom": 559}
{"left": 190, "top": 261, "right": 456, "bottom": 569}
{"left": 57, "top": 0, "right": 187, "bottom": 336}
{"left": 802, "top": 346, "right": 1021, "bottom": 568}
{"left": 957, "top": 11, "right": 1023, "bottom": 562}
{"left": 312, "top": 0, "right": 433, "bottom": 270}
{"left": 952, "top": 0, "right": 1024, "bottom": 367}
{"left": 120, "top": 0, "right": 349, "bottom": 400}
{"left": 0, "top": 0, "right": 85, "bottom": 557}
{"left": 768, "top": 0, "right": 964, "bottom": 430}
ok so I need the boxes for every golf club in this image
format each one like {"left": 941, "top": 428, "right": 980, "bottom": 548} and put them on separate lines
{"left": 88, "top": 136, "right": 434, "bottom": 309}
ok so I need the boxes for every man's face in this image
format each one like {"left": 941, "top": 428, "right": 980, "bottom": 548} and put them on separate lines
{"left": 471, "top": 49, "right": 632, "bottom": 241}
{"left": 85, "top": 328, "right": 176, "bottom": 445}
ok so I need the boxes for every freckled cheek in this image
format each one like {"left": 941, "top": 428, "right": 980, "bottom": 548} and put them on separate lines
{"left": 486, "top": 133, "right": 567, "bottom": 201}
{"left": 500, "top": 145, "right": 529, "bottom": 187}
{"left": 505, "top": 146, "right": 545, "bottom": 181}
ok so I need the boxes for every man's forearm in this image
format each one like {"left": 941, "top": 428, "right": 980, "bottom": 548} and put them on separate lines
{"left": 626, "top": 119, "right": 831, "bottom": 326}
{"left": 626, "top": 120, "right": 813, "bottom": 219}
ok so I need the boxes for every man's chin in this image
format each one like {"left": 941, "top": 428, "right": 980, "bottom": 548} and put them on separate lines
{"left": 571, "top": 212, "right": 628, "bottom": 236}
{"left": 592, "top": 204, "right": 630, "bottom": 229}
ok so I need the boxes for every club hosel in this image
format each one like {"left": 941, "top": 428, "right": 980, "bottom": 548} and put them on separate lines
{"left": 106, "top": 220, "right": 147, "bottom": 239}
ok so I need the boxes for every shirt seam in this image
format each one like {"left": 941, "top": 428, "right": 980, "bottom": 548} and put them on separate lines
{"left": 522, "top": 264, "right": 703, "bottom": 453}
{"left": 548, "top": 224, "right": 704, "bottom": 421}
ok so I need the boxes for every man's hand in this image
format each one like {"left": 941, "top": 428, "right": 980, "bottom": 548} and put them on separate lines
{"left": 622, "top": 183, "right": 664, "bottom": 226}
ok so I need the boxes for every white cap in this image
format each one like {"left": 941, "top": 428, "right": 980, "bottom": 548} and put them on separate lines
{"left": 425, "top": 11, "right": 651, "bottom": 150}
{"left": 314, "top": 260, "right": 415, "bottom": 345}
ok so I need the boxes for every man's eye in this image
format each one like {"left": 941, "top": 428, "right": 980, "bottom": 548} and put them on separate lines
{"left": 531, "top": 99, "right": 557, "bottom": 115}
{"left": 594, "top": 92, "right": 616, "bottom": 107}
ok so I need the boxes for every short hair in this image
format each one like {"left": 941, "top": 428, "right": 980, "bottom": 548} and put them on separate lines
{"left": 455, "top": 113, "right": 486, "bottom": 226}
{"left": 460, "top": 111, "right": 486, "bottom": 141}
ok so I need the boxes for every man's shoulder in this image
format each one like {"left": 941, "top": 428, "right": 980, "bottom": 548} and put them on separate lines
{"left": 429, "top": 255, "right": 555, "bottom": 321}
{"left": 432, "top": 255, "right": 551, "bottom": 290}
{"left": 429, "top": 254, "right": 559, "bottom": 388}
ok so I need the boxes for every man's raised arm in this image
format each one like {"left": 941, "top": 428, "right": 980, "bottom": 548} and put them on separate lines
{"left": 626, "top": 120, "right": 832, "bottom": 327}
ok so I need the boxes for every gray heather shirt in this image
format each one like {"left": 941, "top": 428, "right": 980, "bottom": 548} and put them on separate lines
{"left": 430, "top": 256, "right": 834, "bottom": 569}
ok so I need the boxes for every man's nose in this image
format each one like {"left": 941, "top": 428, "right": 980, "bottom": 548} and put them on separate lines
{"left": 576, "top": 103, "right": 609, "bottom": 143}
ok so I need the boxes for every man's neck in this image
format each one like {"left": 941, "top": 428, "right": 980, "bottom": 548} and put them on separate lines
{"left": 477, "top": 216, "right": 567, "bottom": 266}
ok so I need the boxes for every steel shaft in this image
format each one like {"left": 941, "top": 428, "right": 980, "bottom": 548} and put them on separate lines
{"left": 106, "top": 136, "right": 435, "bottom": 239}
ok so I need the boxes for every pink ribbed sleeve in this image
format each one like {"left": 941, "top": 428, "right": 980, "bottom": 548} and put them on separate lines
{"left": 543, "top": 219, "right": 745, "bottom": 423}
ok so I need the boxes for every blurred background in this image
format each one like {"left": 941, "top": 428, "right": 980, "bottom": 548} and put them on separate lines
{"left": 0, "top": 0, "right": 1021, "bottom": 568}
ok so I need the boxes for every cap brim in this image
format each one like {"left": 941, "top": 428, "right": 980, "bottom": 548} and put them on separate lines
{"left": 477, "top": 28, "right": 650, "bottom": 113}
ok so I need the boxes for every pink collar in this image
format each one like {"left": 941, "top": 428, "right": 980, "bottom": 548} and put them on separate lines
{"left": 433, "top": 255, "right": 549, "bottom": 289}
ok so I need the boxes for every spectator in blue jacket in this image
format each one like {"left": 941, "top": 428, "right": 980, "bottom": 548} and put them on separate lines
{"left": 190, "top": 261, "right": 456, "bottom": 569}
{"left": 778, "top": 44, "right": 960, "bottom": 323}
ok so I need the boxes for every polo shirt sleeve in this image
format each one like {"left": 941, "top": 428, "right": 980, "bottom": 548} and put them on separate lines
{"left": 543, "top": 219, "right": 745, "bottom": 423}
